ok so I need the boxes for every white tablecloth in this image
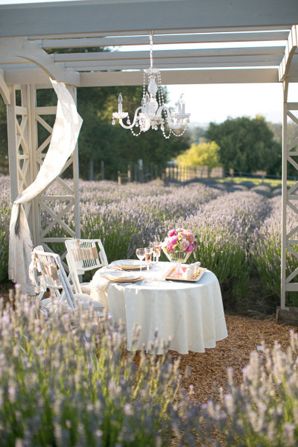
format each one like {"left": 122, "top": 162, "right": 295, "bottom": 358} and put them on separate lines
{"left": 90, "top": 261, "right": 228, "bottom": 354}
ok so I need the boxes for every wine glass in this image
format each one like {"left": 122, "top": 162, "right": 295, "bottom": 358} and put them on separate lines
{"left": 144, "top": 247, "right": 153, "bottom": 271}
{"left": 152, "top": 241, "right": 161, "bottom": 263}
{"left": 136, "top": 248, "right": 145, "bottom": 272}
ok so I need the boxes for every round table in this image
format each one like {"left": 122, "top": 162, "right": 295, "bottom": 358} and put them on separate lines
{"left": 90, "top": 261, "right": 228, "bottom": 354}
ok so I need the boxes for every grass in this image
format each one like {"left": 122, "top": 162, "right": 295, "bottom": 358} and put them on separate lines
{"left": 219, "top": 176, "right": 296, "bottom": 188}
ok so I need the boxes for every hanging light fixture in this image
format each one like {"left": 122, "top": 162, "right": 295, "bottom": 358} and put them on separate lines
{"left": 112, "top": 34, "right": 190, "bottom": 139}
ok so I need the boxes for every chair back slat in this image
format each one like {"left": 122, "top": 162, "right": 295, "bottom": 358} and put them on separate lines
{"left": 65, "top": 239, "right": 108, "bottom": 294}
{"left": 32, "top": 248, "right": 75, "bottom": 309}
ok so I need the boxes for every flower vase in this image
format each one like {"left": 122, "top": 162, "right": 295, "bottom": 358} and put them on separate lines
{"left": 163, "top": 249, "right": 191, "bottom": 277}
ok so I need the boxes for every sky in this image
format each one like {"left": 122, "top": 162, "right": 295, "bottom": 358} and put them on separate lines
{"left": 167, "top": 83, "right": 283, "bottom": 126}
{"left": 1, "top": 0, "right": 296, "bottom": 126}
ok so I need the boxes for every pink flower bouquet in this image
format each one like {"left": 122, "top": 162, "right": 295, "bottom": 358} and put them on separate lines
{"left": 162, "top": 228, "right": 197, "bottom": 263}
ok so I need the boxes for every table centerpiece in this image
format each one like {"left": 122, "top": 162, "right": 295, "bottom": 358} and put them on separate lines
{"left": 162, "top": 228, "right": 197, "bottom": 276}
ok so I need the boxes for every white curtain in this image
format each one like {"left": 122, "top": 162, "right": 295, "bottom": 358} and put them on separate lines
{"left": 9, "top": 79, "right": 83, "bottom": 294}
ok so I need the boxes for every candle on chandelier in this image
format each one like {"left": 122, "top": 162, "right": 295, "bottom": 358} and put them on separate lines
{"left": 118, "top": 93, "right": 123, "bottom": 114}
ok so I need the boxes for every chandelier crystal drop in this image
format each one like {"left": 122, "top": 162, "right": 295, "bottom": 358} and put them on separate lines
{"left": 112, "top": 34, "right": 190, "bottom": 139}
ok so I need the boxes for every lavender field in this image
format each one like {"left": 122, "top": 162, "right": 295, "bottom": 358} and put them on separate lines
{"left": 0, "top": 177, "right": 297, "bottom": 446}
{"left": 0, "top": 176, "right": 295, "bottom": 310}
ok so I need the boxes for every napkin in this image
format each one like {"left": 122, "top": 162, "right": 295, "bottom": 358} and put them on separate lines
{"left": 183, "top": 261, "right": 201, "bottom": 280}
{"left": 89, "top": 273, "right": 143, "bottom": 312}
{"left": 89, "top": 276, "right": 110, "bottom": 310}
{"left": 113, "top": 264, "right": 145, "bottom": 271}
{"left": 102, "top": 273, "right": 143, "bottom": 283}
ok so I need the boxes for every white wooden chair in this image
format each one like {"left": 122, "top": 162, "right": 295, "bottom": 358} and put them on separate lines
{"left": 65, "top": 239, "right": 108, "bottom": 295}
{"left": 31, "top": 247, "right": 105, "bottom": 316}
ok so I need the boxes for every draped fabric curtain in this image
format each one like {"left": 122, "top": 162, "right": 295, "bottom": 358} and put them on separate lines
{"left": 9, "top": 79, "right": 83, "bottom": 293}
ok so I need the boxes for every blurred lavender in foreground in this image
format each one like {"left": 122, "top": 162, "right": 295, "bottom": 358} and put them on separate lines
{"left": 0, "top": 294, "right": 296, "bottom": 446}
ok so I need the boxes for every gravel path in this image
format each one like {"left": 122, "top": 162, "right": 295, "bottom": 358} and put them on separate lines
{"left": 170, "top": 314, "right": 297, "bottom": 404}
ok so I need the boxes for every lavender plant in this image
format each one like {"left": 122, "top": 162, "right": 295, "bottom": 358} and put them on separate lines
{"left": 0, "top": 295, "right": 182, "bottom": 446}
{"left": 181, "top": 191, "right": 272, "bottom": 307}
{"left": 0, "top": 177, "right": 10, "bottom": 281}
{"left": 80, "top": 182, "right": 220, "bottom": 261}
{"left": 252, "top": 195, "right": 298, "bottom": 306}
{"left": 177, "top": 331, "right": 298, "bottom": 446}
{"left": 0, "top": 293, "right": 297, "bottom": 447}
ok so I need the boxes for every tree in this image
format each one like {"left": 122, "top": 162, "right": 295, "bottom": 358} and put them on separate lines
{"left": 176, "top": 141, "right": 220, "bottom": 176}
{"left": 206, "top": 116, "right": 281, "bottom": 176}
{"left": 189, "top": 126, "right": 207, "bottom": 144}
{"left": 77, "top": 85, "right": 190, "bottom": 180}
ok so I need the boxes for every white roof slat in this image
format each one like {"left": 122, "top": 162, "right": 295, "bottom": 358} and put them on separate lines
{"left": 80, "top": 68, "right": 279, "bottom": 86}
{"left": 4, "top": 66, "right": 280, "bottom": 86}
{"left": 52, "top": 47, "right": 285, "bottom": 63}
{"left": 40, "top": 31, "right": 289, "bottom": 49}
{"left": 0, "top": 0, "right": 297, "bottom": 38}
{"left": 62, "top": 55, "right": 281, "bottom": 71}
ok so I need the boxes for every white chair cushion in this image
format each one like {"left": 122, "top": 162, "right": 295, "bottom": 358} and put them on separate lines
{"left": 80, "top": 283, "right": 91, "bottom": 294}
{"left": 74, "top": 293, "right": 105, "bottom": 313}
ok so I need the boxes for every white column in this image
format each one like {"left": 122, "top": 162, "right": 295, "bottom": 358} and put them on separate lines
{"left": 280, "top": 81, "right": 288, "bottom": 310}
{"left": 68, "top": 85, "right": 80, "bottom": 239}
{"left": 6, "top": 86, "right": 18, "bottom": 202}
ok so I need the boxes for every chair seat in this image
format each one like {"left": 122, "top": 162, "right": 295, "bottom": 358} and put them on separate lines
{"left": 74, "top": 293, "right": 105, "bottom": 314}
{"left": 40, "top": 297, "right": 69, "bottom": 315}
{"left": 80, "top": 283, "right": 91, "bottom": 294}
{"left": 40, "top": 294, "right": 104, "bottom": 316}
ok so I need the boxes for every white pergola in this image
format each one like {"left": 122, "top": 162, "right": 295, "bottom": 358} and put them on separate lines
{"left": 0, "top": 0, "right": 297, "bottom": 308}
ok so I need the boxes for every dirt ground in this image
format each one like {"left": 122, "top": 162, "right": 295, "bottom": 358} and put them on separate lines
{"left": 169, "top": 314, "right": 297, "bottom": 404}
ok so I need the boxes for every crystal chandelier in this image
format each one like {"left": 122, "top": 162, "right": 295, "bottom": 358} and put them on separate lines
{"left": 112, "top": 34, "right": 190, "bottom": 139}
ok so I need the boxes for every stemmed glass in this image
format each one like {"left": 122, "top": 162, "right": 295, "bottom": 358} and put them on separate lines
{"left": 136, "top": 248, "right": 145, "bottom": 272}
{"left": 144, "top": 247, "right": 153, "bottom": 271}
{"left": 152, "top": 241, "right": 162, "bottom": 263}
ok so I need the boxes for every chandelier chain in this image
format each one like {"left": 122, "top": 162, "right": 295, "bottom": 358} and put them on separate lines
{"left": 149, "top": 34, "right": 153, "bottom": 69}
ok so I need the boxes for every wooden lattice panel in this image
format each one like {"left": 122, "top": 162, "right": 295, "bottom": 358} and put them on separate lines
{"left": 7, "top": 84, "right": 80, "bottom": 255}
{"left": 284, "top": 104, "right": 298, "bottom": 297}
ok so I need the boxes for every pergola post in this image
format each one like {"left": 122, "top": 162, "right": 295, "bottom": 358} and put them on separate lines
{"left": 6, "top": 85, "right": 19, "bottom": 202}
{"left": 68, "top": 85, "right": 80, "bottom": 240}
{"left": 6, "top": 82, "right": 80, "bottom": 252}
{"left": 6, "top": 84, "right": 40, "bottom": 245}
{"left": 279, "top": 25, "right": 298, "bottom": 311}
{"left": 281, "top": 81, "right": 288, "bottom": 310}
{"left": 37, "top": 84, "right": 80, "bottom": 252}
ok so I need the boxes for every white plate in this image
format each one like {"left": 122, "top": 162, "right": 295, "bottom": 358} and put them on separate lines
{"left": 102, "top": 270, "right": 143, "bottom": 283}
{"left": 110, "top": 259, "right": 147, "bottom": 270}
{"left": 103, "top": 271, "right": 139, "bottom": 279}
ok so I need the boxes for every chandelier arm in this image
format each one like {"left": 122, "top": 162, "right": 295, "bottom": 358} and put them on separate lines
{"left": 118, "top": 107, "right": 143, "bottom": 129}
{"left": 157, "top": 104, "right": 175, "bottom": 127}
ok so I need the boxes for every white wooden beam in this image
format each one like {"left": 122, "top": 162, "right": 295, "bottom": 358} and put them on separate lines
{"left": 288, "top": 60, "right": 298, "bottom": 81}
{"left": 40, "top": 31, "right": 289, "bottom": 49}
{"left": 0, "top": 69, "right": 10, "bottom": 104}
{"left": 0, "top": 1, "right": 297, "bottom": 38}
{"left": 4, "top": 68, "right": 53, "bottom": 86}
{"left": 62, "top": 55, "right": 281, "bottom": 71}
{"left": 279, "top": 25, "right": 298, "bottom": 81}
{"left": 0, "top": 38, "right": 80, "bottom": 85}
{"left": 53, "top": 47, "right": 285, "bottom": 63}
{"left": 80, "top": 68, "right": 279, "bottom": 86}
{"left": 4, "top": 66, "right": 279, "bottom": 86}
